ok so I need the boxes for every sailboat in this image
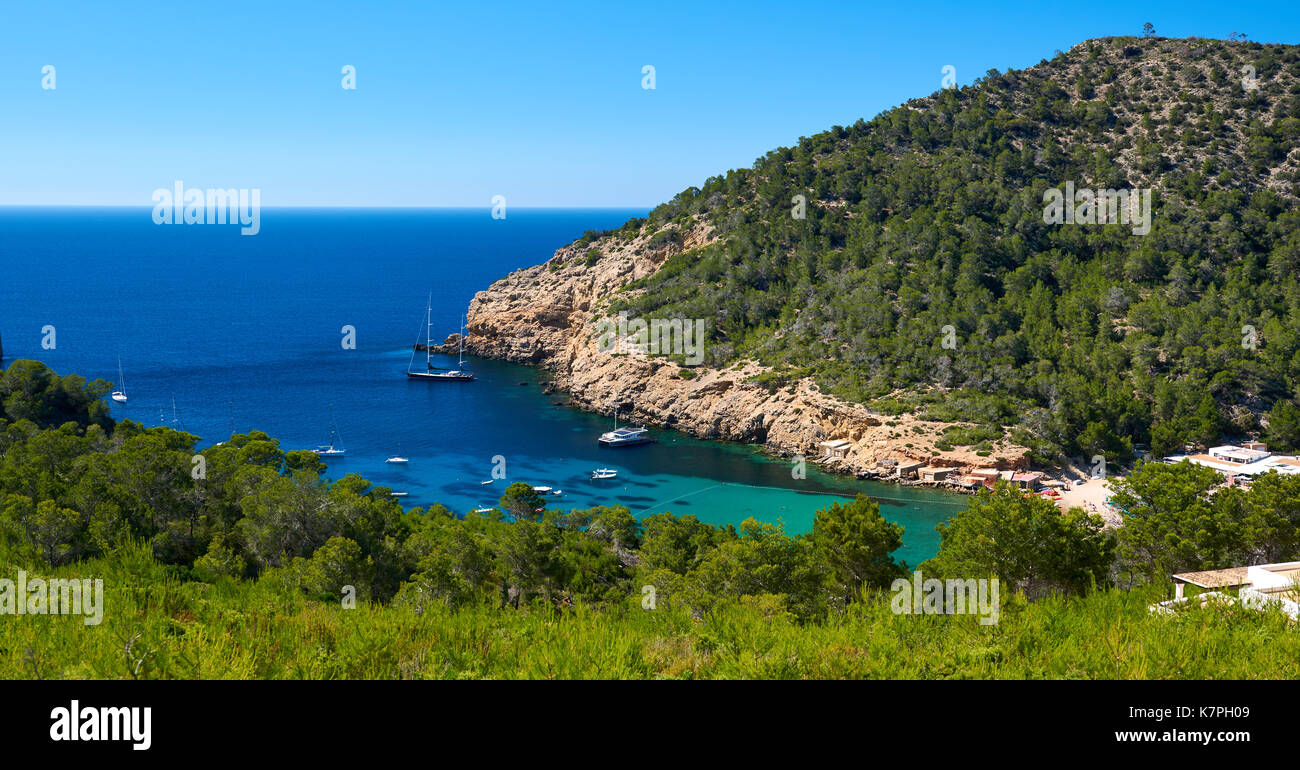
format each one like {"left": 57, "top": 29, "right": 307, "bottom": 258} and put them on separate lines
{"left": 316, "top": 406, "right": 345, "bottom": 458}
{"left": 111, "top": 358, "right": 128, "bottom": 403}
{"left": 407, "top": 295, "right": 474, "bottom": 381}
{"left": 386, "top": 446, "right": 410, "bottom": 464}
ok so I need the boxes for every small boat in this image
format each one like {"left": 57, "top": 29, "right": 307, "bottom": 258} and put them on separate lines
{"left": 599, "top": 411, "right": 651, "bottom": 447}
{"left": 390, "top": 491, "right": 409, "bottom": 498}
{"left": 473, "top": 507, "right": 495, "bottom": 514}
{"left": 552, "top": 489, "right": 563, "bottom": 495}
{"left": 591, "top": 468, "right": 618, "bottom": 479}
{"left": 480, "top": 479, "right": 494, "bottom": 485}
{"left": 111, "top": 358, "right": 128, "bottom": 403}
{"left": 386, "top": 456, "right": 410, "bottom": 464}
{"left": 532, "top": 485, "right": 553, "bottom": 494}
{"left": 407, "top": 295, "right": 475, "bottom": 381}
{"left": 315, "top": 406, "right": 345, "bottom": 458}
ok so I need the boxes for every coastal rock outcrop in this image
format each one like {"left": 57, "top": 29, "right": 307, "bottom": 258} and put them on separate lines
{"left": 460, "top": 219, "right": 1028, "bottom": 480}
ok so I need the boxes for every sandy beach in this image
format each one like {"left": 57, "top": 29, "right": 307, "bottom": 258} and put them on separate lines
{"left": 1054, "top": 476, "right": 1121, "bottom": 527}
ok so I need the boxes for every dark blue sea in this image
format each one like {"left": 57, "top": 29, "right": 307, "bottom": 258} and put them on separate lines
{"left": 0, "top": 207, "right": 963, "bottom": 563}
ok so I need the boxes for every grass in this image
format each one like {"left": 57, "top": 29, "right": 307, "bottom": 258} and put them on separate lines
{"left": 4, "top": 547, "right": 1299, "bottom": 679}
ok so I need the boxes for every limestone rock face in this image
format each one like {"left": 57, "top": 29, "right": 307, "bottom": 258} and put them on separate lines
{"left": 463, "top": 218, "right": 1027, "bottom": 480}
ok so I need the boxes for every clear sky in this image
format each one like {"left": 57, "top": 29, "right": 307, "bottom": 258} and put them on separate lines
{"left": 1, "top": 0, "right": 1296, "bottom": 207}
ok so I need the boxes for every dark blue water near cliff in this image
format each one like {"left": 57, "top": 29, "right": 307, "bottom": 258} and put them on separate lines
{"left": 0, "top": 207, "right": 963, "bottom": 563}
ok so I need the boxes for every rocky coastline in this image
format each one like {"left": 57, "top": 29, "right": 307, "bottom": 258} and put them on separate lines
{"left": 448, "top": 220, "right": 1032, "bottom": 494}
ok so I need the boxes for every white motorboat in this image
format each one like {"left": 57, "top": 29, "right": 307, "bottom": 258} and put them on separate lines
{"left": 599, "top": 426, "right": 650, "bottom": 447}
{"left": 599, "top": 411, "right": 651, "bottom": 447}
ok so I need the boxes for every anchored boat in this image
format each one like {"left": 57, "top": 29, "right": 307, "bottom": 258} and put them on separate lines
{"left": 599, "top": 412, "right": 651, "bottom": 447}
{"left": 407, "top": 294, "right": 474, "bottom": 382}
{"left": 316, "top": 406, "right": 345, "bottom": 458}
{"left": 111, "top": 358, "right": 128, "bottom": 403}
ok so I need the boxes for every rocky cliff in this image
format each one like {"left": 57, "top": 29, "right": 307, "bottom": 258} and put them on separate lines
{"left": 457, "top": 217, "right": 1029, "bottom": 480}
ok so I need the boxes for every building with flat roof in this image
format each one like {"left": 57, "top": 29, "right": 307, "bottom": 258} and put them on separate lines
{"left": 818, "top": 439, "right": 852, "bottom": 460}
{"left": 1159, "top": 561, "right": 1300, "bottom": 620}
{"left": 1009, "top": 471, "right": 1044, "bottom": 490}
{"left": 895, "top": 460, "right": 923, "bottom": 479}
{"left": 920, "top": 466, "right": 955, "bottom": 482}
{"left": 1208, "top": 445, "right": 1271, "bottom": 464}
{"left": 1165, "top": 444, "right": 1300, "bottom": 479}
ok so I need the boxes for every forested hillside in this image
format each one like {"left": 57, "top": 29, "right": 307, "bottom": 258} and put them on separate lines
{"left": 585, "top": 36, "right": 1300, "bottom": 461}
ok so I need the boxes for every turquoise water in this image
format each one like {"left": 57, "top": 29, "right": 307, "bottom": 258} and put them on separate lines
{"left": 0, "top": 207, "right": 964, "bottom": 563}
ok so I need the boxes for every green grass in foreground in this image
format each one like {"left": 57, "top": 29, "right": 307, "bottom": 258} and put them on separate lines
{"left": 3, "top": 547, "right": 1297, "bottom": 680}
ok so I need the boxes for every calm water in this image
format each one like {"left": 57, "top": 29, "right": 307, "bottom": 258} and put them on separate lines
{"left": 0, "top": 207, "right": 964, "bottom": 563}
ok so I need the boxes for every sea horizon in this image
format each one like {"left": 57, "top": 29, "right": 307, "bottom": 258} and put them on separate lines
{"left": 0, "top": 206, "right": 963, "bottom": 563}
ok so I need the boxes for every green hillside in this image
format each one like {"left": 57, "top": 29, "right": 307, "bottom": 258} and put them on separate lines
{"left": 585, "top": 36, "right": 1300, "bottom": 462}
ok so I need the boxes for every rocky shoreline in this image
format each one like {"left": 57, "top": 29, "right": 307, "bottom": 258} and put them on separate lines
{"left": 450, "top": 219, "right": 1032, "bottom": 494}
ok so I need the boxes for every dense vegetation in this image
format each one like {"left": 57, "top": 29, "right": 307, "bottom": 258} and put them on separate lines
{"left": 583, "top": 36, "right": 1300, "bottom": 462}
{"left": 5, "top": 360, "right": 1300, "bottom": 679}
{"left": 11, "top": 547, "right": 1300, "bottom": 679}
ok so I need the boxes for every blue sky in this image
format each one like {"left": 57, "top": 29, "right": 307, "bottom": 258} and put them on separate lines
{"left": 1, "top": 0, "right": 1296, "bottom": 207}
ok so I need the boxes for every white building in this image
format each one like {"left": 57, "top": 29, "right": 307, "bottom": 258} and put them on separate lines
{"left": 1156, "top": 562, "right": 1300, "bottom": 620}
{"left": 1164, "top": 443, "right": 1300, "bottom": 479}
{"left": 1240, "top": 562, "right": 1300, "bottom": 620}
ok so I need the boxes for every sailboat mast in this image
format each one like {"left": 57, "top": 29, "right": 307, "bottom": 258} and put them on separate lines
{"left": 458, "top": 315, "right": 465, "bottom": 366}
{"left": 426, "top": 293, "right": 433, "bottom": 371}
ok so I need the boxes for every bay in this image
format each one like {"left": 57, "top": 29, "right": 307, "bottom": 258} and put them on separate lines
{"left": 0, "top": 207, "right": 964, "bottom": 563}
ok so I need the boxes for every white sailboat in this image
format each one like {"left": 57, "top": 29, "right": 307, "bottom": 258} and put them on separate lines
{"left": 316, "top": 406, "right": 345, "bottom": 458}
{"left": 111, "top": 358, "right": 128, "bottom": 403}
{"left": 407, "top": 295, "right": 474, "bottom": 381}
